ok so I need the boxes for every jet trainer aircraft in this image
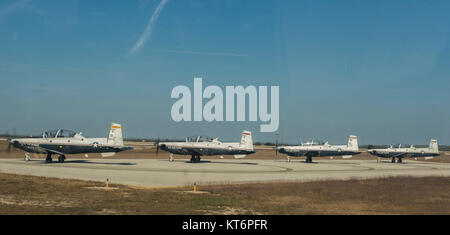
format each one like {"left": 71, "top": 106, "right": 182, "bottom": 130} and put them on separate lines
{"left": 275, "top": 135, "right": 360, "bottom": 163}
{"left": 156, "top": 131, "right": 256, "bottom": 163}
{"left": 6, "top": 123, "right": 132, "bottom": 163}
{"left": 367, "top": 139, "right": 439, "bottom": 163}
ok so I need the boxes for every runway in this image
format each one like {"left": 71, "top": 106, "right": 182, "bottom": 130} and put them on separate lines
{"left": 1, "top": 158, "right": 450, "bottom": 187}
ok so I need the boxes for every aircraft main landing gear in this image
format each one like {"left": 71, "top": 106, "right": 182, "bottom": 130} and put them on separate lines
{"left": 305, "top": 156, "right": 313, "bottom": 163}
{"left": 190, "top": 155, "right": 201, "bottom": 163}
{"left": 397, "top": 158, "right": 402, "bottom": 163}
{"left": 45, "top": 153, "right": 53, "bottom": 163}
{"left": 58, "top": 155, "right": 66, "bottom": 163}
{"left": 391, "top": 157, "right": 396, "bottom": 163}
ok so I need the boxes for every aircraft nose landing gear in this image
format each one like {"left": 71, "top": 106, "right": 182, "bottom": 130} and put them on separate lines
{"left": 45, "top": 153, "right": 53, "bottom": 163}
{"left": 24, "top": 153, "right": 31, "bottom": 161}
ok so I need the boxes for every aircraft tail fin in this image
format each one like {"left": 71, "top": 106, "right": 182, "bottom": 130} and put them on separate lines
{"left": 429, "top": 139, "right": 438, "bottom": 153}
{"left": 240, "top": 130, "right": 253, "bottom": 150}
{"left": 107, "top": 123, "right": 124, "bottom": 146}
{"left": 347, "top": 135, "right": 358, "bottom": 151}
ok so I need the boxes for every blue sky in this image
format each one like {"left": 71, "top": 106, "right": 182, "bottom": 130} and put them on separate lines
{"left": 0, "top": 0, "right": 449, "bottom": 145}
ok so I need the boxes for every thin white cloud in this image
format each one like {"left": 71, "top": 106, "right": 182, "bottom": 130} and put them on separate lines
{"left": 26, "top": 85, "right": 82, "bottom": 96}
{"left": 0, "top": 62, "right": 114, "bottom": 73}
{"left": 129, "top": 0, "right": 170, "bottom": 55}
{"left": 149, "top": 48, "right": 247, "bottom": 57}
{"left": 0, "top": 0, "right": 37, "bottom": 20}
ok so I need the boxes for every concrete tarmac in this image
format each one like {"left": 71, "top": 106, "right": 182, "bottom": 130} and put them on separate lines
{"left": 0, "top": 158, "right": 450, "bottom": 187}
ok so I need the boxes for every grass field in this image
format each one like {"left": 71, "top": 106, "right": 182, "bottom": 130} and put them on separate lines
{"left": 1, "top": 173, "right": 449, "bottom": 215}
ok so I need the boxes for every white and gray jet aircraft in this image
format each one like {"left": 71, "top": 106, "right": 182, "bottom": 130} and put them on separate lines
{"left": 6, "top": 123, "right": 132, "bottom": 163}
{"left": 367, "top": 139, "right": 439, "bottom": 163}
{"left": 276, "top": 135, "right": 360, "bottom": 163}
{"left": 156, "top": 131, "right": 256, "bottom": 163}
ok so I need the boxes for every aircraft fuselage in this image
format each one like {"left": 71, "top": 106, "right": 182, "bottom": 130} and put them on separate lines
{"left": 9, "top": 138, "right": 130, "bottom": 155}
{"left": 368, "top": 148, "right": 439, "bottom": 158}
{"left": 159, "top": 143, "right": 256, "bottom": 156}
{"left": 278, "top": 147, "right": 360, "bottom": 157}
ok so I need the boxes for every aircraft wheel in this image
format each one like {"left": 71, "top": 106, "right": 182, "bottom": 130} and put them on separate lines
{"left": 397, "top": 158, "right": 402, "bottom": 164}
{"left": 58, "top": 155, "right": 66, "bottom": 163}
{"left": 45, "top": 154, "right": 52, "bottom": 163}
{"left": 190, "top": 155, "right": 201, "bottom": 163}
{"left": 391, "top": 157, "right": 395, "bottom": 163}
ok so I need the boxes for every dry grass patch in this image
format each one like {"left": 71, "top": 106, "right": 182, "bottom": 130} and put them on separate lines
{"left": 0, "top": 173, "right": 450, "bottom": 214}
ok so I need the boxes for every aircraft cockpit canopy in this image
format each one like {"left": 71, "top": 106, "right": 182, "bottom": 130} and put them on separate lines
{"left": 43, "top": 129, "right": 79, "bottom": 138}
{"left": 301, "top": 140, "right": 325, "bottom": 146}
{"left": 186, "top": 136, "right": 218, "bottom": 143}
{"left": 392, "top": 143, "right": 413, "bottom": 148}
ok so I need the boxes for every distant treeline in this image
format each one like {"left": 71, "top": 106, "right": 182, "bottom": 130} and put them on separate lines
{"left": 0, "top": 134, "right": 31, "bottom": 138}
{"left": 125, "top": 138, "right": 184, "bottom": 142}
{"left": 437, "top": 146, "right": 450, "bottom": 151}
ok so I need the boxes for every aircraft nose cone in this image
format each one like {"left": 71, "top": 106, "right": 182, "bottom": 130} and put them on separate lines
{"left": 6, "top": 139, "right": 17, "bottom": 145}
{"left": 6, "top": 139, "right": 19, "bottom": 149}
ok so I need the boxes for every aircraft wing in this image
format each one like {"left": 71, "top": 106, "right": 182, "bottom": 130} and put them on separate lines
{"left": 113, "top": 146, "right": 134, "bottom": 152}
{"left": 182, "top": 147, "right": 203, "bottom": 156}
{"left": 38, "top": 146, "right": 66, "bottom": 155}
{"left": 38, "top": 145, "right": 133, "bottom": 155}
{"left": 391, "top": 152, "right": 409, "bottom": 158}
{"left": 304, "top": 151, "right": 319, "bottom": 157}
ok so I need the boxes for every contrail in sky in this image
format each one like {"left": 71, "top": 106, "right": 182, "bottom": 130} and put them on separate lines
{"left": 129, "top": 0, "right": 169, "bottom": 55}
{"left": 149, "top": 48, "right": 247, "bottom": 57}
